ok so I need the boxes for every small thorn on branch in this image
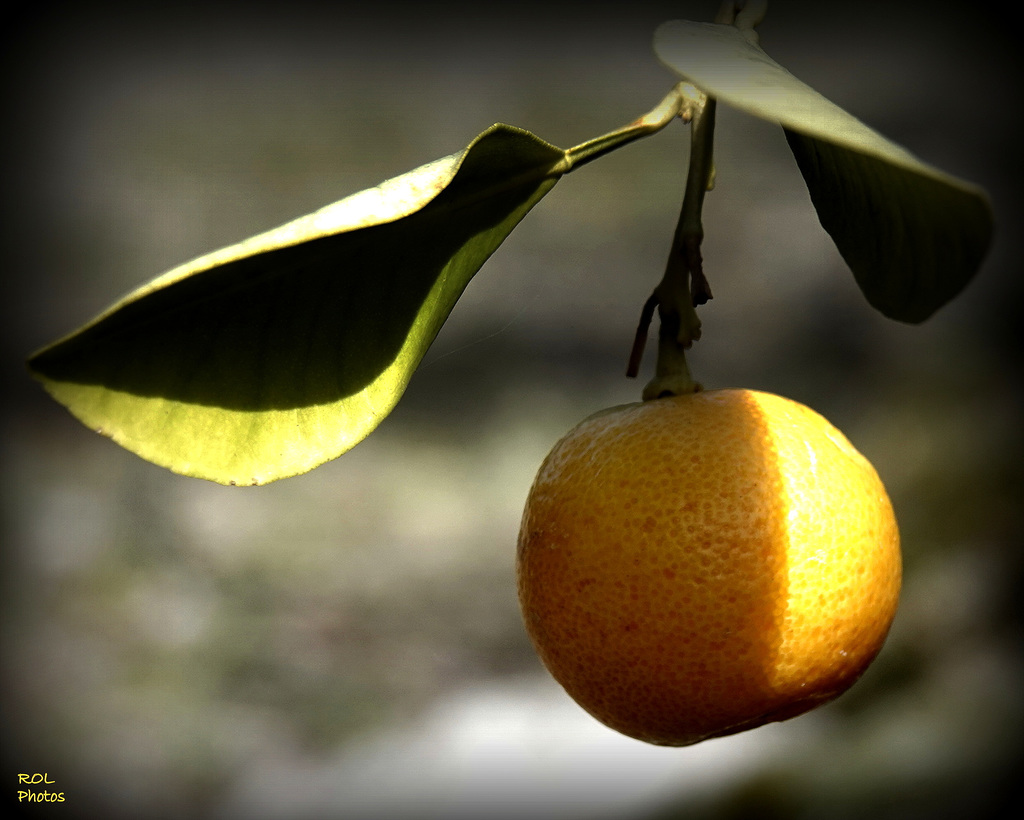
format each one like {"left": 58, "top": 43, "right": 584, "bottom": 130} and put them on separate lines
{"left": 691, "top": 267, "right": 713, "bottom": 306}
{"left": 681, "top": 235, "right": 714, "bottom": 306}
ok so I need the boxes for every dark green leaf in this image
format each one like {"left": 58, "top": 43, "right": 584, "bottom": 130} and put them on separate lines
{"left": 29, "top": 124, "right": 566, "bottom": 485}
{"left": 654, "top": 20, "right": 993, "bottom": 322}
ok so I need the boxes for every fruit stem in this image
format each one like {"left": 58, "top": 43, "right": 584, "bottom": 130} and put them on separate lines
{"left": 629, "top": 90, "right": 716, "bottom": 399}
{"left": 724, "top": 0, "right": 768, "bottom": 41}
{"left": 628, "top": 0, "right": 767, "bottom": 400}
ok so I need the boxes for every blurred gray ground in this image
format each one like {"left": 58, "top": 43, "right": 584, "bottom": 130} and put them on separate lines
{"left": 2, "top": 2, "right": 1022, "bottom": 818}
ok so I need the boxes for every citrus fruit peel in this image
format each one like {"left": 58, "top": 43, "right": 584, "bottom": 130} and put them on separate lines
{"left": 516, "top": 388, "right": 901, "bottom": 746}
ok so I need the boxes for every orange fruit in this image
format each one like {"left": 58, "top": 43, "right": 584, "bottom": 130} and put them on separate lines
{"left": 517, "top": 388, "right": 900, "bottom": 746}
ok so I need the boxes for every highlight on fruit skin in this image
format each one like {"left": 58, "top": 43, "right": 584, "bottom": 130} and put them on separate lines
{"left": 516, "top": 388, "right": 901, "bottom": 747}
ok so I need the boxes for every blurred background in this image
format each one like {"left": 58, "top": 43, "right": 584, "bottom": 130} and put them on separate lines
{"left": 3, "top": 2, "right": 1021, "bottom": 818}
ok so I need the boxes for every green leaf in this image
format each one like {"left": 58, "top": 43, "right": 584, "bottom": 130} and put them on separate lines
{"left": 654, "top": 20, "right": 993, "bottom": 322}
{"left": 29, "top": 124, "right": 566, "bottom": 485}
{"left": 28, "top": 92, "right": 684, "bottom": 486}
